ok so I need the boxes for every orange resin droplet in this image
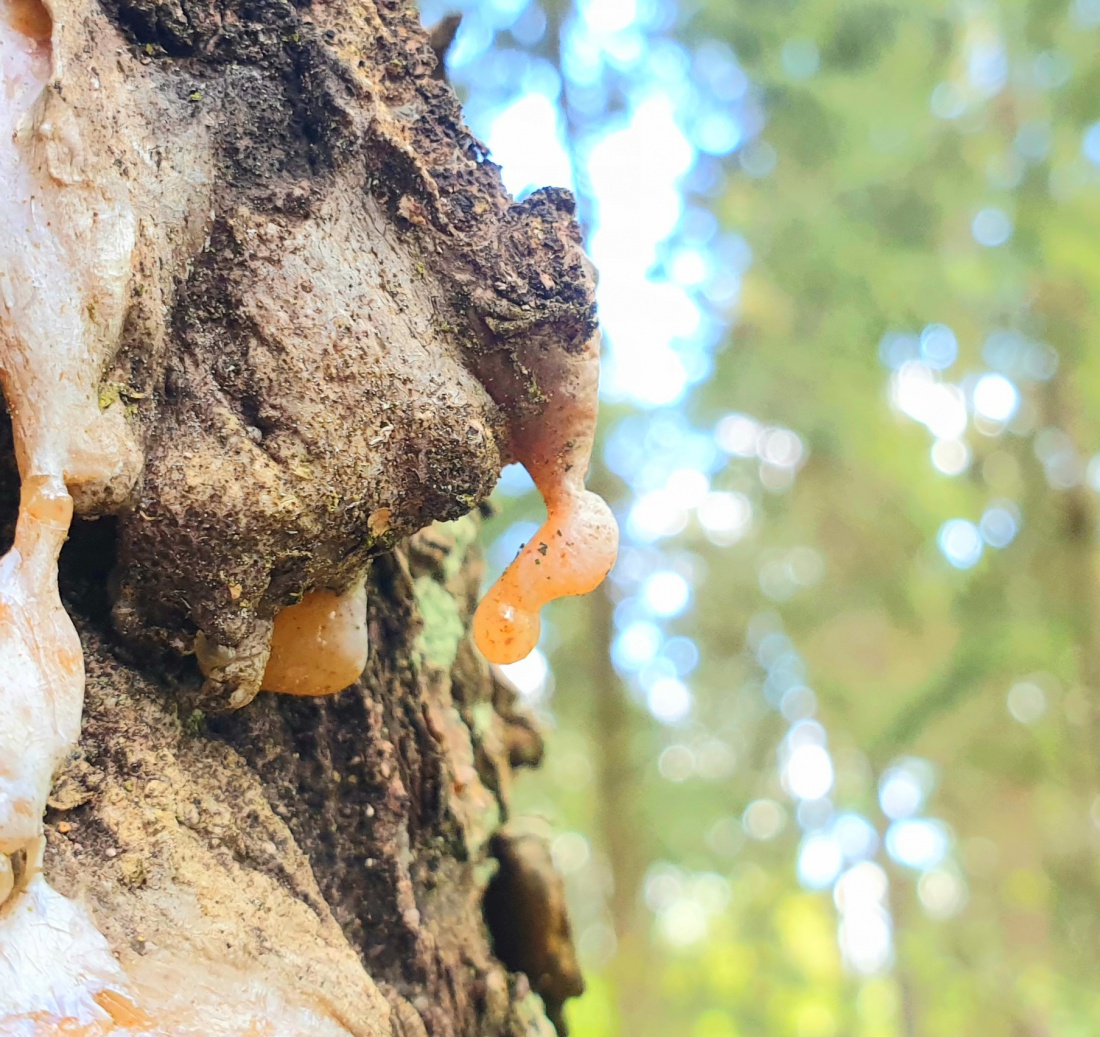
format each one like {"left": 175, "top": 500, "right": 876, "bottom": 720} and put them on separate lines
{"left": 473, "top": 333, "right": 618, "bottom": 664}
{"left": 261, "top": 580, "right": 368, "bottom": 696}
{"left": 474, "top": 489, "right": 616, "bottom": 664}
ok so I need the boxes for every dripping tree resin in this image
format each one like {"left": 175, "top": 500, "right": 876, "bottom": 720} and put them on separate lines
{"left": 0, "top": 0, "right": 616, "bottom": 1029}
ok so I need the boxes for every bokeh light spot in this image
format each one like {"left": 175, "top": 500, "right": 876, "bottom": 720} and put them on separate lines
{"left": 1083, "top": 121, "right": 1100, "bottom": 165}
{"left": 647, "top": 677, "right": 693, "bottom": 724}
{"left": 918, "top": 869, "right": 968, "bottom": 919}
{"left": 938, "top": 519, "right": 983, "bottom": 569}
{"left": 784, "top": 744, "right": 835, "bottom": 801}
{"left": 980, "top": 504, "right": 1019, "bottom": 548}
{"left": 743, "top": 799, "right": 786, "bottom": 840}
{"left": 971, "top": 207, "right": 1013, "bottom": 247}
{"left": 972, "top": 373, "right": 1020, "bottom": 422}
{"left": 886, "top": 819, "right": 950, "bottom": 871}
{"left": 920, "top": 324, "right": 958, "bottom": 370}
{"left": 879, "top": 760, "right": 934, "bottom": 820}
{"left": 931, "top": 438, "right": 970, "bottom": 476}
{"left": 1007, "top": 681, "right": 1047, "bottom": 725}
{"left": 798, "top": 832, "right": 843, "bottom": 889}
{"left": 658, "top": 744, "right": 695, "bottom": 782}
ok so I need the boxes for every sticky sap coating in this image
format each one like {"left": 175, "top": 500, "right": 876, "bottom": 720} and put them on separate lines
{"left": 473, "top": 332, "right": 619, "bottom": 665}
{"left": 0, "top": 0, "right": 143, "bottom": 513}
{"left": 0, "top": 991, "right": 158, "bottom": 1036}
{"left": 0, "top": 475, "right": 82, "bottom": 856}
{"left": 0, "top": 0, "right": 599, "bottom": 1031}
{"left": 3, "top": 0, "right": 606, "bottom": 701}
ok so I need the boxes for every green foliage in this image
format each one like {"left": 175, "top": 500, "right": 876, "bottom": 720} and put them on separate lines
{"left": 473, "top": 0, "right": 1100, "bottom": 1032}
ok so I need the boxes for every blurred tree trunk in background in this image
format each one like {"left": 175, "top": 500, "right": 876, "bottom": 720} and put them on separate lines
{"left": 588, "top": 583, "right": 653, "bottom": 1036}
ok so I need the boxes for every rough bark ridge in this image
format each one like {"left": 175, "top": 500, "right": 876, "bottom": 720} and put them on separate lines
{"left": 0, "top": 0, "right": 593, "bottom": 1031}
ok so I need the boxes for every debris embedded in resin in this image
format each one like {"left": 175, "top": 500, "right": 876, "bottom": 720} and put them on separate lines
{"left": 474, "top": 333, "right": 619, "bottom": 664}
{"left": 194, "top": 579, "right": 369, "bottom": 703}
{"left": 0, "top": 0, "right": 150, "bottom": 1021}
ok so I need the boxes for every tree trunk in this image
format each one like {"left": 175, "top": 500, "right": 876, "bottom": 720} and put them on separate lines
{"left": 46, "top": 516, "right": 561, "bottom": 1036}
{"left": 0, "top": 0, "right": 597, "bottom": 1032}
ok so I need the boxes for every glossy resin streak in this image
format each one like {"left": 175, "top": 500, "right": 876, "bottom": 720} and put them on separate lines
{"left": 0, "top": 0, "right": 83, "bottom": 877}
{"left": 0, "top": 3, "right": 141, "bottom": 1027}
{"left": 0, "top": 0, "right": 140, "bottom": 513}
{"left": 473, "top": 332, "right": 618, "bottom": 664}
{"left": 1, "top": 0, "right": 614, "bottom": 710}
{"left": 0, "top": 477, "right": 82, "bottom": 857}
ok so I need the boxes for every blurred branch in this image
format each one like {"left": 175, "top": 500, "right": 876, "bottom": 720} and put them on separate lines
{"left": 873, "top": 633, "right": 999, "bottom": 755}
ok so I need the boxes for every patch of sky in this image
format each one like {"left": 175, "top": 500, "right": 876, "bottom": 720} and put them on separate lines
{"left": 489, "top": 89, "right": 576, "bottom": 196}
{"left": 487, "top": 519, "right": 540, "bottom": 577}
{"left": 495, "top": 462, "right": 536, "bottom": 497}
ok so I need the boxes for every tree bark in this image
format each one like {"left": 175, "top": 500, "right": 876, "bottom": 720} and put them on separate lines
{"left": 41, "top": 514, "right": 562, "bottom": 1036}
{"left": 0, "top": 0, "right": 596, "bottom": 1032}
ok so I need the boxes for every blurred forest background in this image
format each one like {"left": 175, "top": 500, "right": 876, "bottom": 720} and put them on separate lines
{"left": 418, "top": 0, "right": 1100, "bottom": 1033}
